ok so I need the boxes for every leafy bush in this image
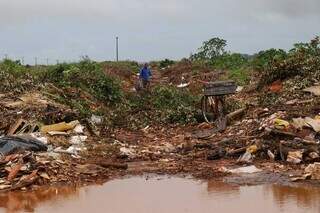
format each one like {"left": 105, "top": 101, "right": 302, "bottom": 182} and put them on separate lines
{"left": 116, "top": 85, "right": 200, "bottom": 128}
{"left": 159, "top": 59, "right": 175, "bottom": 69}
{"left": 45, "top": 59, "right": 123, "bottom": 104}
{"left": 0, "top": 59, "right": 37, "bottom": 92}
{"left": 259, "top": 36, "right": 320, "bottom": 86}
{"left": 151, "top": 86, "right": 199, "bottom": 123}
{"left": 212, "top": 53, "right": 249, "bottom": 70}
{"left": 251, "top": 49, "right": 287, "bottom": 71}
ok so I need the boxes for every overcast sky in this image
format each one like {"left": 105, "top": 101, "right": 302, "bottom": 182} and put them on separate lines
{"left": 0, "top": 0, "right": 319, "bottom": 64}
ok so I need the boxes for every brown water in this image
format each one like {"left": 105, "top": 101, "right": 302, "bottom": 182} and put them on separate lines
{"left": 1, "top": 176, "right": 320, "bottom": 213}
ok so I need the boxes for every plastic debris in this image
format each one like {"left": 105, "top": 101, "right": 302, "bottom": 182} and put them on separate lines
{"left": 267, "top": 150, "right": 275, "bottom": 161}
{"left": 274, "top": 119, "right": 290, "bottom": 130}
{"left": 287, "top": 150, "right": 303, "bottom": 164}
{"left": 48, "top": 131, "right": 69, "bottom": 136}
{"left": 237, "top": 145, "right": 258, "bottom": 163}
{"left": 303, "top": 86, "right": 320, "bottom": 96}
{"left": 70, "top": 136, "right": 87, "bottom": 145}
{"left": 223, "top": 165, "right": 262, "bottom": 174}
{"left": 119, "top": 147, "right": 136, "bottom": 159}
{"left": 247, "top": 145, "right": 258, "bottom": 154}
{"left": 236, "top": 86, "right": 244, "bottom": 92}
{"left": 305, "top": 163, "right": 320, "bottom": 180}
{"left": 305, "top": 117, "right": 320, "bottom": 132}
{"left": 237, "top": 151, "right": 253, "bottom": 163}
{"left": 90, "top": 115, "right": 103, "bottom": 125}
{"left": 0, "top": 136, "right": 47, "bottom": 156}
{"left": 40, "top": 120, "right": 79, "bottom": 133}
{"left": 73, "top": 124, "right": 85, "bottom": 134}
{"left": 292, "top": 117, "right": 307, "bottom": 130}
{"left": 177, "top": 83, "right": 190, "bottom": 88}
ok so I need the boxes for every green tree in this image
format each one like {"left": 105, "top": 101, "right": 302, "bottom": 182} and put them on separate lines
{"left": 191, "top": 37, "right": 227, "bottom": 60}
{"left": 251, "top": 48, "right": 287, "bottom": 71}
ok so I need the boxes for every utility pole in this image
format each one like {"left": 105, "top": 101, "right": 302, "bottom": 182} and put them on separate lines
{"left": 34, "top": 57, "right": 37, "bottom": 66}
{"left": 116, "top": 36, "right": 119, "bottom": 62}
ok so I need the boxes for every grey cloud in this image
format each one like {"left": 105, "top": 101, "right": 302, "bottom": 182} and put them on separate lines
{"left": 0, "top": 0, "right": 319, "bottom": 63}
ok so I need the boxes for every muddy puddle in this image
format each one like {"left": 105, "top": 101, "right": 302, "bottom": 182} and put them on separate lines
{"left": 1, "top": 176, "right": 320, "bottom": 213}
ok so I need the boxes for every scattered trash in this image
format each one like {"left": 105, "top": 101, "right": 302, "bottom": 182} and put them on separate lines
{"left": 70, "top": 136, "right": 87, "bottom": 145}
{"left": 287, "top": 150, "right": 303, "bottom": 164}
{"left": 48, "top": 131, "right": 69, "bottom": 136}
{"left": 90, "top": 115, "right": 103, "bottom": 125}
{"left": 247, "top": 145, "right": 258, "bottom": 154}
{"left": 267, "top": 150, "right": 275, "bottom": 161}
{"left": 237, "top": 151, "right": 253, "bottom": 163}
{"left": 73, "top": 124, "right": 85, "bottom": 134}
{"left": 305, "top": 163, "right": 320, "bottom": 180}
{"left": 292, "top": 117, "right": 307, "bottom": 130}
{"left": 177, "top": 83, "right": 190, "bottom": 88}
{"left": 0, "top": 136, "right": 47, "bottom": 156}
{"left": 222, "top": 165, "right": 262, "bottom": 174}
{"left": 30, "top": 133, "right": 48, "bottom": 145}
{"left": 40, "top": 120, "right": 79, "bottom": 134}
{"left": 274, "top": 119, "right": 290, "bottom": 130}
{"left": 236, "top": 86, "right": 244, "bottom": 92}
{"left": 119, "top": 147, "right": 136, "bottom": 159}
{"left": 237, "top": 145, "right": 258, "bottom": 163}
{"left": 303, "top": 86, "right": 320, "bottom": 96}
{"left": 305, "top": 117, "right": 320, "bottom": 132}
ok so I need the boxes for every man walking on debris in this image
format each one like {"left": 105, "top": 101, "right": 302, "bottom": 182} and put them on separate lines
{"left": 139, "top": 63, "right": 152, "bottom": 89}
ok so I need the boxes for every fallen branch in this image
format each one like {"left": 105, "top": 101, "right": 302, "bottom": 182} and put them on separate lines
{"left": 226, "top": 107, "right": 246, "bottom": 121}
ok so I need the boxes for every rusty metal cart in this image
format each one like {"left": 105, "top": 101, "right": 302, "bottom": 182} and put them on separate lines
{"left": 201, "top": 80, "right": 237, "bottom": 127}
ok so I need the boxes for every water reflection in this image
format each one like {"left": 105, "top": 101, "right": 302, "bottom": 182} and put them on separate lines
{"left": 0, "top": 177, "right": 320, "bottom": 213}
{"left": 0, "top": 186, "right": 80, "bottom": 213}
{"left": 269, "top": 185, "right": 320, "bottom": 211}
{"left": 206, "top": 180, "right": 240, "bottom": 195}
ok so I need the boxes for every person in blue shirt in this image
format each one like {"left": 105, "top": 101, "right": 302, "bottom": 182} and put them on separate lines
{"left": 139, "top": 63, "right": 152, "bottom": 89}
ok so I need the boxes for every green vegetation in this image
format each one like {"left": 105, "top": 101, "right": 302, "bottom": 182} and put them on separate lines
{"left": 190, "top": 37, "right": 251, "bottom": 85}
{"left": 191, "top": 37, "right": 227, "bottom": 60}
{"left": 251, "top": 49, "right": 287, "bottom": 71}
{"left": 1, "top": 36, "right": 319, "bottom": 128}
{"left": 259, "top": 36, "right": 320, "bottom": 86}
{"left": 114, "top": 85, "right": 200, "bottom": 129}
{"left": 151, "top": 85, "right": 199, "bottom": 124}
{"left": 190, "top": 36, "right": 320, "bottom": 87}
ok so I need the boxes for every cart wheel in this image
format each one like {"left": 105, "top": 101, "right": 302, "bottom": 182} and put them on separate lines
{"left": 201, "top": 96, "right": 225, "bottom": 124}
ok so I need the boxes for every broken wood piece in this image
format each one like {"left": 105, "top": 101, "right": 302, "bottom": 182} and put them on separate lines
{"left": 265, "top": 128, "right": 297, "bottom": 138}
{"left": 8, "top": 119, "right": 26, "bottom": 135}
{"left": 226, "top": 107, "right": 246, "bottom": 121}
{"left": 11, "top": 170, "right": 39, "bottom": 191}
{"left": 7, "top": 164, "right": 23, "bottom": 182}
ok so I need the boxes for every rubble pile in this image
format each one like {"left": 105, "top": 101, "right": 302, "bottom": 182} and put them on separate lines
{"left": 0, "top": 92, "right": 126, "bottom": 191}
{"left": 1, "top": 37, "right": 320, "bottom": 191}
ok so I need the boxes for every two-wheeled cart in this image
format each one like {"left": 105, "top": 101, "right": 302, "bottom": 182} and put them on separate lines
{"left": 201, "top": 80, "right": 237, "bottom": 128}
